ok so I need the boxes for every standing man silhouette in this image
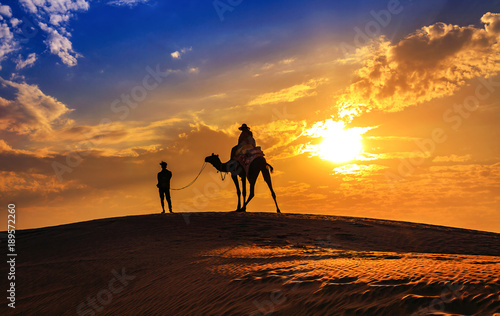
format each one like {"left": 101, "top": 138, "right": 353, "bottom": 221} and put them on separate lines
{"left": 157, "top": 161, "right": 173, "bottom": 213}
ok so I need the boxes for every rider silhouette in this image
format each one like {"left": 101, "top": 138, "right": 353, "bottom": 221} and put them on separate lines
{"left": 231, "top": 123, "right": 256, "bottom": 159}
{"left": 238, "top": 123, "right": 256, "bottom": 147}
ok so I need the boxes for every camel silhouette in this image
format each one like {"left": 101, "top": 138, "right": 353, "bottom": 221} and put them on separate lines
{"left": 204, "top": 153, "right": 280, "bottom": 213}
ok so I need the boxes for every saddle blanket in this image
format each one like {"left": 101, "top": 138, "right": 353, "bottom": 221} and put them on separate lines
{"left": 235, "top": 145, "right": 264, "bottom": 175}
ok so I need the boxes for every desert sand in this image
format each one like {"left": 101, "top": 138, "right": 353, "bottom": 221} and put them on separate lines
{"left": 1, "top": 212, "right": 500, "bottom": 315}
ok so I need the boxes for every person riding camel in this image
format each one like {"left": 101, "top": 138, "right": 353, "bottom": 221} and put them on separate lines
{"left": 232, "top": 123, "right": 256, "bottom": 159}
{"left": 238, "top": 124, "right": 256, "bottom": 147}
{"left": 232, "top": 124, "right": 264, "bottom": 175}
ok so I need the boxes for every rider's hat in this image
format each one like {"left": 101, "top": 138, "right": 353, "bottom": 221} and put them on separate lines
{"left": 238, "top": 123, "right": 250, "bottom": 131}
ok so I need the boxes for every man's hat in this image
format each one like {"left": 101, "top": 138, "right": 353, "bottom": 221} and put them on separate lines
{"left": 160, "top": 161, "right": 167, "bottom": 167}
{"left": 238, "top": 123, "right": 250, "bottom": 131}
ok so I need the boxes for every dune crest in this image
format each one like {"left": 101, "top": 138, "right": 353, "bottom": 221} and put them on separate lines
{"left": 1, "top": 212, "right": 499, "bottom": 315}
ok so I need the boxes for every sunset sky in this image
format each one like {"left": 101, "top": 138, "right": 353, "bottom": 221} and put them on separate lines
{"left": 1, "top": 0, "right": 499, "bottom": 232}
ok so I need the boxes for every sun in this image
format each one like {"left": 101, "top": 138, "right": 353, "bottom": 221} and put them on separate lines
{"left": 303, "top": 119, "right": 371, "bottom": 163}
{"left": 318, "top": 125, "right": 363, "bottom": 163}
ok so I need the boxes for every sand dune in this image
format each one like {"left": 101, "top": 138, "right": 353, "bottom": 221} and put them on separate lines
{"left": 1, "top": 212, "right": 499, "bottom": 315}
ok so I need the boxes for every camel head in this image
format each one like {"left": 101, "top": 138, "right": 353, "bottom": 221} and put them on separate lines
{"left": 204, "top": 153, "right": 220, "bottom": 165}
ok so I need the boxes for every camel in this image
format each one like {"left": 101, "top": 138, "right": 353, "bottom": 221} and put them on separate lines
{"left": 204, "top": 153, "right": 280, "bottom": 213}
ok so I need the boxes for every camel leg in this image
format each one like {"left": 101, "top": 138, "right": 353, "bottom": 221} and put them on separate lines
{"left": 232, "top": 174, "right": 241, "bottom": 211}
{"left": 262, "top": 167, "right": 280, "bottom": 213}
{"left": 241, "top": 175, "right": 247, "bottom": 212}
{"left": 242, "top": 171, "right": 258, "bottom": 212}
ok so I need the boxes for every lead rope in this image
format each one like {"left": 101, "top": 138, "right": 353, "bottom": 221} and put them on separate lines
{"left": 170, "top": 162, "right": 207, "bottom": 190}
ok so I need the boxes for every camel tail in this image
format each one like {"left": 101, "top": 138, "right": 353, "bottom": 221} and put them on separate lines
{"left": 266, "top": 163, "right": 274, "bottom": 173}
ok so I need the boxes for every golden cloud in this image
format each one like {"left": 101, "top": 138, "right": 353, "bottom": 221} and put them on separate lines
{"left": 0, "top": 78, "right": 73, "bottom": 136}
{"left": 0, "top": 139, "right": 56, "bottom": 158}
{"left": 432, "top": 154, "right": 471, "bottom": 163}
{"left": 338, "top": 12, "right": 500, "bottom": 114}
{"left": 0, "top": 170, "right": 84, "bottom": 194}
{"left": 247, "top": 78, "right": 328, "bottom": 106}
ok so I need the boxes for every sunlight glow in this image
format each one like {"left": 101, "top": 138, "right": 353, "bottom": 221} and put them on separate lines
{"left": 303, "top": 119, "right": 373, "bottom": 163}
{"left": 337, "top": 102, "right": 368, "bottom": 122}
{"left": 333, "top": 164, "right": 388, "bottom": 175}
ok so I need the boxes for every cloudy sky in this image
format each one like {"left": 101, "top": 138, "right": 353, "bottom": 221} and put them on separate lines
{"left": 1, "top": 0, "right": 499, "bottom": 232}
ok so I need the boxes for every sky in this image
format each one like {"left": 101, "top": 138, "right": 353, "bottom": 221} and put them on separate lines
{"left": 0, "top": 0, "right": 499, "bottom": 232}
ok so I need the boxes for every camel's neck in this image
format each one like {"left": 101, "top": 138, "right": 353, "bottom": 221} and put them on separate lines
{"left": 209, "top": 159, "right": 227, "bottom": 173}
{"left": 219, "top": 162, "right": 228, "bottom": 172}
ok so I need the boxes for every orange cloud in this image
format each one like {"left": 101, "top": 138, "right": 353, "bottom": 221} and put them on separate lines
{"left": 0, "top": 170, "right": 84, "bottom": 194}
{"left": 0, "top": 139, "right": 56, "bottom": 158}
{"left": 247, "top": 78, "right": 328, "bottom": 106}
{"left": 432, "top": 154, "right": 471, "bottom": 163}
{"left": 0, "top": 78, "right": 73, "bottom": 136}
{"left": 338, "top": 12, "right": 500, "bottom": 114}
